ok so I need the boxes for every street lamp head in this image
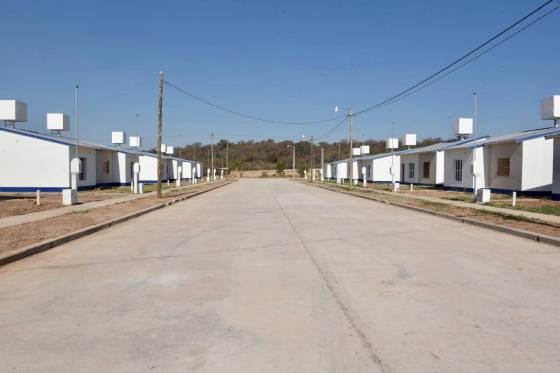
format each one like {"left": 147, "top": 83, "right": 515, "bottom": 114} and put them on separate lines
{"left": 334, "top": 106, "right": 339, "bottom": 112}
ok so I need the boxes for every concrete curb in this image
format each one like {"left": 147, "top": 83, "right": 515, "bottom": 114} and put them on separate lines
{"left": 296, "top": 180, "right": 560, "bottom": 247}
{"left": 0, "top": 180, "right": 236, "bottom": 267}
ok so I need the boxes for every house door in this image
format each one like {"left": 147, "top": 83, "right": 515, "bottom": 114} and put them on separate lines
{"left": 401, "top": 163, "right": 405, "bottom": 181}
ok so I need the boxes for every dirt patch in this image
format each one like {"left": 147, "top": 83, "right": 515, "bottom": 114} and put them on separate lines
{"left": 305, "top": 181, "right": 560, "bottom": 239}
{"left": 0, "top": 190, "right": 132, "bottom": 219}
{"left": 0, "top": 181, "right": 230, "bottom": 257}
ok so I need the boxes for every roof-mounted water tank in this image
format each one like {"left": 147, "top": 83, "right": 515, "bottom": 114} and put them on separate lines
{"left": 0, "top": 100, "right": 28, "bottom": 123}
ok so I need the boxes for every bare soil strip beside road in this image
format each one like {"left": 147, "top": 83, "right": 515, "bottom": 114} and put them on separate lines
{"left": 297, "top": 180, "right": 560, "bottom": 241}
{"left": 0, "top": 180, "right": 235, "bottom": 259}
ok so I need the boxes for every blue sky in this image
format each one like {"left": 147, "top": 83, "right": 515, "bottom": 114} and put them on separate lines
{"left": 1, "top": 0, "right": 559, "bottom": 148}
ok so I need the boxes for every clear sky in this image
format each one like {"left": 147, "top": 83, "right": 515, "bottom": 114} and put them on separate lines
{"left": 1, "top": 0, "right": 559, "bottom": 148}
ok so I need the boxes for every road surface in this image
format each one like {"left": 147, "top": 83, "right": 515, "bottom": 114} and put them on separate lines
{"left": 1, "top": 179, "right": 559, "bottom": 372}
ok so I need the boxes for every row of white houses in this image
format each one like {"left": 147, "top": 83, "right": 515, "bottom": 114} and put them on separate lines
{"left": 324, "top": 126, "right": 560, "bottom": 197}
{"left": 0, "top": 126, "right": 202, "bottom": 192}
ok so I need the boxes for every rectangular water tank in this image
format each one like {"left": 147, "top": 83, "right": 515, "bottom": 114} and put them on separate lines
{"left": 454, "top": 118, "right": 473, "bottom": 136}
{"left": 47, "top": 113, "right": 69, "bottom": 131}
{"left": 352, "top": 147, "right": 361, "bottom": 156}
{"left": 403, "top": 133, "right": 417, "bottom": 146}
{"left": 0, "top": 100, "right": 27, "bottom": 122}
{"left": 360, "top": 145, "right": 370, "bottom": 154}
{"left": 386, "top": 138, "right": 399, "bottom": 149}
{"left": 166, "top": 146, "right": 174, "bottom": 155}
{"left": 129, "top": 136, "right": 142, "bottom": 147}
{"left": 541, "top": 95, "right": 560, "bottom": 120}
{"left": 111, "top": 131, "right": 126, "bottom": 144}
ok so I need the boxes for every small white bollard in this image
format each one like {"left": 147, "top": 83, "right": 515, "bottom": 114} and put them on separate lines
{"left": 36, "top": 190, "right": 41, "bottom": 206}
{"left": 410, "top": 183, "right": 414, "bottom": 192}
{"left": 304, "top": 170, "right": 307, "bottom": 180}
{"left": 353, "top": 179, "right": 358, "bottom": 186}
{"left": 391, "top": 182, "right": 400, "bottom": 192}
{"left": 320, "top": 169, "right": 324, "bottom": 182}
{"left": 512, "top": 191, "right": 517, "bottom": 207}
{"left": 476, "top": 188, "right": 491, "bottom": 204}
{"left": 62, "top": 189, "right": 78, "bottom": 205}
{"left": 336, "top": 178, "right": 340, "bottom": 184}
{"left": 138, "top": 183, "right": 144, "bottom": 194}
{"left": 207, "top": 168, "right": 210, "bottom": 182}
{"left": 362, "top": 166, "right": 367, "bottom": 188}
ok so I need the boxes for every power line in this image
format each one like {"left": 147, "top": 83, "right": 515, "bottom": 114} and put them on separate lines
{"left": 354, "top": 0, "right": 558, "bottom": 116}
{"left": 164, "top": 80, "right": 345, "bottom": 125}
{"left": 314, "top": 116, "right": 349, "bottom": 141}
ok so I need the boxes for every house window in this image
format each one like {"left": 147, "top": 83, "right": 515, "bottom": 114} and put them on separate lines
{"left": 79, "top": 157, "right": 87, "bottom": 181}
{"left": 408, "top": 163, "right": 415, "bottom": 179}
{"left": 454, "top": 160, "right": 463, "bottom": 182}
{"left": 104, "top": 160, "right": 110, "bottom": 174}
{"left": 497, "top": 158, "right": 510, "bottom": 177}
{"left": 423, "top": 162, "right": 430, "bottom": 179}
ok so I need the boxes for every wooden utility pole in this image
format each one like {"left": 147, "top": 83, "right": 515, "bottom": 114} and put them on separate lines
{"left": 156, "top": 71, "right": 164, "bottom": 198}
{"left": 226, "top": 141, "right": 229, "bottom": 175}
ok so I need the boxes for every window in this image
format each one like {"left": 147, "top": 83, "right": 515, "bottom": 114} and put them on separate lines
{"left": 497, "top": 158, "right": 510, "bottom": 177}
{"left": 454, "top": 159, "right": 463, "bottom": 182}
{"left": 423, "top": 162, "right": 430, "bottom": 179}
{"left": 104, "top": 160, "right": 110, "bottom": 174}
{"left": 408, "top": 163, "right": 415, "bottom": 179}
{"left": 79, "top": 158, "right": 86, "bottom": 181}
{"left": 130, "top": 161, "right": 135, "bottom": 178}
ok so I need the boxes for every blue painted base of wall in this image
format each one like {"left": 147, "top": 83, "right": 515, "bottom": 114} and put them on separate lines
{"left": 0, "top": 182, "right": 133, "bottom": 193}
{"left": 552, "top": 193, "right": 560, "bottom": 201}
{"left": 443, "top": 186, "right": 552, "bottom": 197}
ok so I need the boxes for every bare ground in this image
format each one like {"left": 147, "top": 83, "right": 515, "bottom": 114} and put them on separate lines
{"left": 0, "top": 181, "right": 230, "bottom": 256}
{"left": 306, "top": 181, "right": 560, "bottom": 238}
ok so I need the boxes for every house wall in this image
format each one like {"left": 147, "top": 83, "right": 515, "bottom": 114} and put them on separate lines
{"left": 443, "top": 147, "right": 486, "bottom": 190}
{"left": 139, "top": 155, "right": 158, "bottom": 182}
{"left": 96, "top": 149, "right": 114, "bottom": 185}
{"left": 521, "top": 137, "right": 553, "bottom": 192}
{"left": 196, "top": 163, "right": 202, "bottom": 178}
{"left": 553, "top": 138, "right": 560, "bottom": 198}
{"left": 336, "top": 161, "right": 348, "bottom": 179}
{"left": 400, "top": 154, "right": 419, "bottom": 184}
{"left": 372, "top": 155, "right": 400, "bottom": 182}
{"left": 0, "top": 129, "right": 70, "bottom": 191}
{"left": 435, "top": 151, "right": 444, "bottom": 184}
{"left": 182, "top": 161, "right": 192, "bottom": 179}
{"left": 485, "top": 142, "right": 522, "bottom": 191}
{"left": 113, "top": 152, "right": 137, "bottom": 185}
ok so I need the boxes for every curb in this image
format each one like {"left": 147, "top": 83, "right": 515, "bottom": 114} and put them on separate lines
{"left": 0, "top": 180, "right": 236, "bottom": 267}
{"left": 296, "top": 180, "right": 560, "bottom": 247}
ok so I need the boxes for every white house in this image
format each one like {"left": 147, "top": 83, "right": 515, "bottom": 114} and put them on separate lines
{"left": 358, "top": 151, "right": 402, "bottom": 183}
{"left": 551, "top": 135, "right": 560, "bottom": 200}
{"left": 444, "top": 127, "right": 560, "bottom": 194}
{"left": 399, "top": 138, "right": 480, "bottom": 186}
{"left": 0, "top": 126, "right": 199, "bottom": 191}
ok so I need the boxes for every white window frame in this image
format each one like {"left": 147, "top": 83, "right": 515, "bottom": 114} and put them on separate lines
{"left": 454, "top": 159, "right": 463, "bottom": 182}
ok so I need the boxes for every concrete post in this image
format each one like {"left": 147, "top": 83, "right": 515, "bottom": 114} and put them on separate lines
{"left": 512, "top": 191, "right": 517, "bottom": 207}
{"left": 36, "top": 190, "right": 40, "bottom": 206}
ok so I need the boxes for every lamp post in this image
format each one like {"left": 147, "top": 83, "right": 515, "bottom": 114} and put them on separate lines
{"left": 334, "top": 106, "right": 354, "bottom": 185}
{"left": 473, "top": 92, "right": 478, "bottom": 197}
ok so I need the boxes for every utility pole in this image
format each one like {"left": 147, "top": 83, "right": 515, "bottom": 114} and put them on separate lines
{"left": 226, "top": 140, "right": 229, "bottom": 174}
{"left": 210, "top": 132, "right": 214, "bottom": 178}
{"left": 349, "top": 108, "right": 353, "bottom": 186}
{"left": 156, "top": 71, "right": 164, "bottom": 198}
{"left": 310, "top": 135, "right": 314, "bottom": 181}
{"left": 193, "top": 143, "right": 196, "bottom": 161}
{"left": 75, "top": 85, "right": 79, "bottom": 159}
{"left": 473, "top": 92, "right": 478, "bottom": 197}
{"left": 321, "top": 147, "right": 324, "bottom": 171}
{"left": 338, "top": 142, "right": 341, "bottom": 160}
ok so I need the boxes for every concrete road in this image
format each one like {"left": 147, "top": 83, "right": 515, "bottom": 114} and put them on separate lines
{"left": 1, "top": 179, "right": 559, "bottom": 372}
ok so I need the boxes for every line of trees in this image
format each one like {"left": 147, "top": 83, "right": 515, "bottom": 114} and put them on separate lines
{"left": 169, "top": 137, "right": 444, "bottom": 172}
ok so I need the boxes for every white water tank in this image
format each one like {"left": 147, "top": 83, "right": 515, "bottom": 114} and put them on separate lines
{"left": 161, "top": 144, "right": 167, "bottom": 153}
{"left": 386, "top": 138, "right": 399, "bottom": 149}
{"left": 541, "top": 95, "right": 560, "bottom": 120}
{"left": 111, "top": 131, "right": 126, "bottom": 145}
{"left": 0, "top": 100, "right": 27, "bottom": 122}
{"left": 403, "top": 133, "right": 417, "bottom": 147}
{"left": 352, "top": 147, "right": 361, "bottom": 156}
{"left": 360, "top": 145, "right": 370, "bottom": 155}
{"left": 453, "top": 118, "right": 473, "bottom": 136}
{"left": 47, "top": 113, "right": 69, "bottom": 131}
{"left": 166, "top": 146, "right": 174, "bottom": 155}
{"left": 129, "top": 136, "right": 142, "bottom": 147}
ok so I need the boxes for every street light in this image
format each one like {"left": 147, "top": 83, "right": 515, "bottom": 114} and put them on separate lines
{"left": 335, "top": 105, "right": 354, "bottom": 185}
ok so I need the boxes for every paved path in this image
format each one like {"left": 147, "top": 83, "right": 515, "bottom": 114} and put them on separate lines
{"left": 1, "top": 179, "right": 559, "bottom": 372}
{"left": 0, "top": 181, "right": 210, "bottom": 229}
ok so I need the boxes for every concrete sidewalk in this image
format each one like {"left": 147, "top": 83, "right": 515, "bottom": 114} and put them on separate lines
{"left": 0, "top": 181, "right": 214, "bottom": 229}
